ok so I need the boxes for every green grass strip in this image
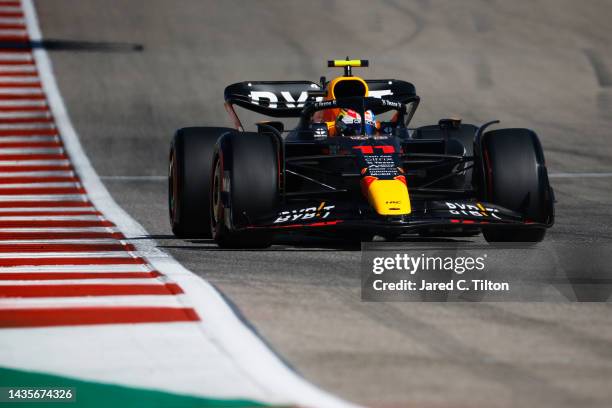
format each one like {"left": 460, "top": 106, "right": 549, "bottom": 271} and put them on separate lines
{"left": 0, "top": 366, "right": 275, "bottom": 408}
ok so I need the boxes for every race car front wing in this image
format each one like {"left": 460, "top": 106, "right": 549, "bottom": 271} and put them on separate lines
{"left": 244, "top": 200, "right": 551, "bottom": 234}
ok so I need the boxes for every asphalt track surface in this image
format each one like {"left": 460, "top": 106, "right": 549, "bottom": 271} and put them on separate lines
{"left": 35, "top": 1, "right": 612, "bottom": 407}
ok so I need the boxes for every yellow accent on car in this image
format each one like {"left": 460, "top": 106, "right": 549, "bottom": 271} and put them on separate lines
{"left": 366, "top": 179, "right": 411, "bottom": 215}
{"left": 330, "top": 59, "right": 365, "bottom": 67}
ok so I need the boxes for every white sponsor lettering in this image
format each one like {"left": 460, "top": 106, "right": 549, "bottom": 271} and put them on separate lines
{"left": 273, "top": 205, "right": 335, "bottom": 224}
{"left": 444, "top": 202, "right": 501, "bottom": 219}
{"left": 249, "top": 91, "right": 278, "bottom": 108}
{"left": 280, "top": 91, "right": 309, "bottom": 108}
{"left": 250, "top": 91, "right": 315, "bottom": 109}
{"left": 369, "top": 89, "right": 393, "bottom": 99}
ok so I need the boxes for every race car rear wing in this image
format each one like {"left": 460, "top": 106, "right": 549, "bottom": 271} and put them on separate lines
{"left": 224, "top": 81, "right": 323, "bottom": 118}
{"left": 224, "top": 79, "right": 417, "bottom": 118}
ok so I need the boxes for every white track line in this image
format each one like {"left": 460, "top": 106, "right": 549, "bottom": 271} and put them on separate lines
{"left": 549, "top": 172, "right": 612, "bottom": 178}
{"left": 0, "top": 137, "right": 57, "bottom": 143}
{"left": 0, "top": 19, "right": 25, "bottom": 25}
{"left": 0, "top": 100, "right": 46, "bottom": 106}
{"left": 0, "top": 148, "right": 62, "bottom": 154}
{"left": 0, "top": 171, "right": 72, "bottom": 178}
{"left": 0, "top": 76, "right": 40, "bottom": 82}
{"left": 0, "top": 111, "right": 51, "bottom": 119}
{"left": 0, "top": 239, "right": 119, "bottom": 244}
{"left": 0, "top": 278, "right": 164, "bottom": 285}
{"left": 0, "top": 183, "right": 78, "bottom": 189}
{"left": 0, "top": 30, "right": 27, "bottom": 36}
{"left": 0, "top": 123, "right": 55, "bottom": 129}
{"left": 0, "top": 53, "right": 31, "bottom": 61}
{"left": 0, "top": 6, "right": 22, "bottom": 12}
{"left": 0, "top": 207, "right": 93, "bottom": 213}
{"left": 0, "top": 252, "right": 135, "bottom": 259}
{"left": 0, "top": 215, "right": 101, "bottom": 221}
{"left": 0, "top": 208, "right": 93, "bottom": 214}
{"left": 0, "top": 195, "right": 86, "bottom": 201}
{"left": 0, "top": 67, "right": 37, "bottom": 74}
{"left": 0, "top": 295, "right": 188, "bottom": 309}
{"left": 0, "top": 88, "right": 42, "bottom": 95}
{"left": 0, "top": 160, "right": 68, "bottom": 166}
{"left": 0, "top": 264, "right": 151, "bottom": 273}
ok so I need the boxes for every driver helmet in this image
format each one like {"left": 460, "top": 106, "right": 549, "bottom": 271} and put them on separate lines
{"left": 335, "top": 109, "right": 376, "bottom": 136}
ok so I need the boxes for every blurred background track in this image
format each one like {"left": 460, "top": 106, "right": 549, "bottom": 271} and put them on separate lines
{"left": 35, "top": 1, "right": 612, "bottom": 407}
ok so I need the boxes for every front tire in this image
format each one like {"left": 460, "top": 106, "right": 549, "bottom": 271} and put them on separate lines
{"left": 210, "top": 132, "right": 279, "bottom": 248}
{"left": 478, "top": 128, "right": 553, "bottom": 242}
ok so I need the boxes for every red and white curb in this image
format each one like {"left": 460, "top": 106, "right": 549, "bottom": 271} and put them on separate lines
{"left": 0, "top": 1, "right": 358, "bottom": 406}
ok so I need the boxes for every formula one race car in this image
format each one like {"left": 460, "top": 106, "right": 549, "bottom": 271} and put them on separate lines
{"left": 169, "top": 59, "right": 554, "bottom": 248}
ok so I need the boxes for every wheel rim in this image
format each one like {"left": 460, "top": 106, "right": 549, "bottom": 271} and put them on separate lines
{"left": 211, "top": 157, "right": 222, "bottom": 228}
{"left": 168, "top": 152, "right": 177, "bottom": 223}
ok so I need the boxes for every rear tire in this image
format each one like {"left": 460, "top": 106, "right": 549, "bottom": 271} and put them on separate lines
{"left": 210, "top": 132, "right": 279, "bottom": 248}
{"left": 169, "top": 127, "right": 234, "bottom": 238}
{"left": 479, "top": 128, "right": 553, "bottom": 242}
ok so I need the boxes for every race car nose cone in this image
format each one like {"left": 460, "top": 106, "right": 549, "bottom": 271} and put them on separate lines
{"left": 362, "top": 177, "right": 411, "bottom": 215}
